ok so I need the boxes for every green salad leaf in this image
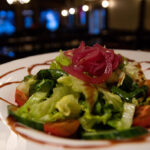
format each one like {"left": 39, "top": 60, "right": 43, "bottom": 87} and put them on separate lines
{"left": 56, "top": 94, "right": 81, "bottom": 117}
{"left": 98, "top": 88, "right": 123, "bottom": 111}
{"left": 108, "top": 102, "right": 135, "bottom": 130}
{"left": 50, "top": 50, "right": 71, "bottom": 69}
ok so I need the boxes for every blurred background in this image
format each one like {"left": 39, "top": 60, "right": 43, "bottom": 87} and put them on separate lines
{"left": 0, "top": 0, "right": 150, "bottom": 64}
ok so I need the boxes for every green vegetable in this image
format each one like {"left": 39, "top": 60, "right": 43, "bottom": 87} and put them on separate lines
{"left": 108, "top": 103, "right": 135, "bottom": 130}
{"left": 24, "top": 75, "right": 35, "bottom": 82}
{"left": 98, "top": 88, "right": 123, "bottom": 111}
{"left": 111, "top": 86, "right": 130, "bottom": 101}
{"left": 49, "top": 69, "right": 67, "bottom": 80}
{"left": 58, "top": 75, "right": 98, "bottom": 106}
{"left": 81, "top": 126, "right": 148, "bottom": 140}
{"left": 36, "top": 69, "right": 52, "bottom": 80}
{"left": 80, "top": 101, "right": 112, "bottom": 132}
{"left": 80, "top": 113, "right": 103, "bottom": 132}
{"left": 56, "top": 94, "right": 81, "bottom": 118}
{"left": 79, "top": 102, "right": 104, "bottom": 132}
{"left": 29, "top": 79, "right": 54, "bottom": 96}
{"left": 16, "top": 79, "right": 54, "bottom": 120}
{"left": 17, "top": 75, "right": 36, "bottom": 96}
{"left": 119, "top": 75, "right": 138, "bottom": 92}
{"left": 118, "top": 57, "right": 128, "bottom": 69}
{"left": 8, "top": 105, "right": 43, "bottom": 131}
{"left": 16, "top": 83, "right": 80, "bottom": 123}
{"left": 94, "top": 101, "right": 102, "bottom": 114}
{"left": 50, "top": 50, "right": 71, "bottom": 69}
{"left": 123, "top": 61, "right": 145, "bottom": 84}
{"left": 37, "top": 69, "right": 67, "bottom": 80}
{"left": 56, "top": 50, "right": 71, "bottom": 66}
{"left": 111, "top": 86, "right": 148, "bottom": 101}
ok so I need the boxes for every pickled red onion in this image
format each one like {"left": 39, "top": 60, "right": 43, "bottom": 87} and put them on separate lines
{"left": 62, "top": 42, "right": 122, "bottom": 84}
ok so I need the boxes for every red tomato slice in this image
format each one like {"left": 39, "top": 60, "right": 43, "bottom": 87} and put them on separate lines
{"left": 15, "top": 89, "right": 28, "bottom": 106}
{"left": 44, "top": 120, "right": 80, "bottom": 137}
{"left": 144, "top": 80, "right": 150, "bottom": 96}
{"left": 133, "top": 105, "right": 150, "bottom": 128}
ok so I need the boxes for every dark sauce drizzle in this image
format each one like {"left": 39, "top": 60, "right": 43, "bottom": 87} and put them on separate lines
{"left": 27, "top": 59, "right": 55, "bottom": 74}
{"left": 0, "top": 67, "right": 25, "bottom": 79}
{"left": 0, "top": 81, "right": 21, "bottom": 88}
{"left": 0, "top": 58, "right": 150, "bottom": 148}
{"left": 0, "top": 97, "right": 15, "bottom": 105}
{"left": 145, "top": 68, "right": 150, "bottom": 71}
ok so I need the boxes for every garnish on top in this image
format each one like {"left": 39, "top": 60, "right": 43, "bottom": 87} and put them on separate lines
{"left": 58, "top": 41, "right": 122, "bottom": 84}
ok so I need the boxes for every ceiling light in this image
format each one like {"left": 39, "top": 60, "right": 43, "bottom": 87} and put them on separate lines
{"left": 6, "top": 0, "right": 30, "bottom": 4}
{"left": 82, "top": 5, "right": 89, "bottom": 12}
{"left": 61, "top": 9, "right": 68, "bottom": 17}
{"left": 6, "top": 0, "right": 15, "bottom": 4}
{"left": 69, "top": 8, "right": 75, "bottom": 15}
{"left": 102, "top": 0, "right": 109, "bottom": 8}
{"left": 18, "top": 0, "right": 30, "bottom": 4}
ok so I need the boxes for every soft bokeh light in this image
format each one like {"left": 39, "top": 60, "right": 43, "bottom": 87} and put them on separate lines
{"left": 61, "top": 9, "right": 68, "bottom": 17}
{"left": 82, "top": 5, "right": 89, "bottom": 12}
{"left": 19, "top": 0, "right": 30, "bottom": 4}
{"left": 0, "top": 10, "right": 16, "bottom": 35}
{"left": 102, "top": 0, "right": 109, "bottom": 8}
{"left": 7, "top": 0, "right": 30, "bottom": 4}
{"left": 6, "top": 0, "right": 15, "bottom": 5}
{"left": 69, "top": 8, "right": 76, "bottom": 15}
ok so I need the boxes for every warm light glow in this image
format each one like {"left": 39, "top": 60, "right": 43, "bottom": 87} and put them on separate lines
{"left": 102, "top": 0, "right": 109, "bottom": 8}
{"left": 6, "top": 0, "right": 30, "bottom": 4}
{"left": 19, "top": 0, "right": 30, "bottom": 4}
{"left": 6, "top": 0, "right": 15, "bottom": 4}
{"left": 69, "top": 8, "right": 75, "bottom": 15}
{"left": 61, "top": 9, "right": 68, "bottom": 17}
{"left": 82, "top": 5, "right": 89, "bottom": 12}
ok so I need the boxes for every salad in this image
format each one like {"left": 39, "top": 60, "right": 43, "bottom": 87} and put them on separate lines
{"left": 8, "top": 42, "right": 150, "bottom": 140}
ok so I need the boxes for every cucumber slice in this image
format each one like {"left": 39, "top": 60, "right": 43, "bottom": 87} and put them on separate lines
{"left": 8, "top": 105, "right": 44, "bottom": 131}
{"left": 81, "top": 127, "right": 148, "bottom": 140}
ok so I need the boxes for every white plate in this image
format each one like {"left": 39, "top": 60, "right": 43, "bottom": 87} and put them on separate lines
{"left": 0, "top": 50, "right": 150, "bottom": 150}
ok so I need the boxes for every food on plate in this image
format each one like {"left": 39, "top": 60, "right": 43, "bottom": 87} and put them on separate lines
{"left": 8, "top": 42, "right": 150, "bottom": 140}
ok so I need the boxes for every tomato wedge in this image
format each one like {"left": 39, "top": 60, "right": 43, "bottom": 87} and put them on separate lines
{"left": 15, "top": 89, "right": 28, "bottom": 106}
{"left": 133, "top": 105, "right": 150, "bottom": 128}
{"left": 44, "top": 120, "right": 80, "bottom": 137}
{"left": 144, "top": 80, "right": 150, "bottom": 96}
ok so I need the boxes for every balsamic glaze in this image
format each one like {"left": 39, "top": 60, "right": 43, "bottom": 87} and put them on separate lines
{"left": 0, "top": 67, "right": 25, "bottom": 79}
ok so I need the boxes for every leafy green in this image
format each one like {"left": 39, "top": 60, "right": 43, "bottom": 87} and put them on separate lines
{"left": 119, "top": 74, "right": 138, "bottom": 92}
{"left": 98, "top": 88, "right": 123, "bottom": 111}
{"left": 123, "top": 61, "right": 145, "bottom": 84}
{"left": 29, "top": 79, "right": 54, "bottom": 96}
{"left": 50, "top": 50, "right": 71, "bottom": 69}
{"left": 16, "top": 83, "right": 81, "bottom": 123}
{"left": 58, "top": 75, "right": 98, "bottom": 106}
{"left": 111, "top": 85, "right": 148, "bottom": 102}
{"left": 79, "top": 102, "right": 101, "bottom": 132}
{"left": 50, "top": 62, "right": 61, "bottom": 69}
{"left": 118, "top": 56, "right": 128, "bottom": 70}
{"left": 17, "top": 75, "right": 36, "bottom": 96}
{"left": 16, "top": 79, "right": 55, "bottom": 120}
{"left": 37, "top": 69, "right": 67, "bottom": 80}
{"left": 108, "top": 103, "right": 135, "bottom": 130}
{"left": 56, "top": 94, "right": 81, "bottom": 118}
{"left": 56, "top": 50, "right": 71, "bottom": 66}
{"left": 80, "top": 103, "right": 113, "bottom": 131}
